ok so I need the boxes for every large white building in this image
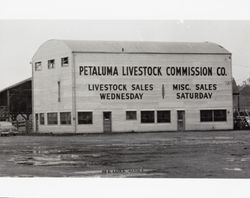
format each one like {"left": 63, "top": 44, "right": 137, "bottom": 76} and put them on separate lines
{"left": 32, "top": 40, "right": 233, "bottom": 133}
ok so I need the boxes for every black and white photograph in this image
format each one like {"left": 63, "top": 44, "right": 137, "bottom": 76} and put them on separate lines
{"left": 1, "top": 0, "right": 250, "bottom": 197}
{"left": 1, "top": 20, "right": 250, "bottom": 178}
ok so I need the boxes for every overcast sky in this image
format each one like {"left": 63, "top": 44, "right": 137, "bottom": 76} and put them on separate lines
{"left": 0, "top": 20, "right": 249, "bottom": 90}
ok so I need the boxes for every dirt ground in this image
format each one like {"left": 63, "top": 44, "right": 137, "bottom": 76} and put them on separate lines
{"left": 0, "top": 130, "right": 250, "bottom": 178}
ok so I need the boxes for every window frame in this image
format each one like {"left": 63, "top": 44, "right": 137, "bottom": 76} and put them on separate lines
{"left": 60, "top": 112, "right": 71, "bottom": 125}
{"left": 200, "top": 109, "right": 227, "bottom": 122}
{"left": 157, "top": 110, "right": 171, "bottom": 123}
{"left": 34, "top": 61, "right": 42, "bottom": 71}
{"left": 214, "top": 109, "right": 227, "bottom": 122}
{"left": 48, "top": 59, "right": 55, "bottom": 69}
{"left": 141, "top": 111, "right": 155, "bottom": 124}
{"left": 200, "top": 110, "right": 213, "bottom": 122}
{"left": 126, "top": 111, "right": 137, "bottom": 120}
{"left": 78, "top": 112, "right": 93, "bottom": 125}
{"left": 47, "top": 112, "right": 58, "bottom": 125}
{"left": 61, "top": 57, "right": 69, "bottom": 67}
{"left": 39, "top": 113, "right": 45, "bottom": 125}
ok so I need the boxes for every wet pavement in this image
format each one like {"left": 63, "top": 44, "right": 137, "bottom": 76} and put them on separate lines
{"left": 1, "top": 130, "right": 250, "bottom": 177}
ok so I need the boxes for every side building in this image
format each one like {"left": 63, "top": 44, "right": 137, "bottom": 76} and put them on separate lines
{"left": 32, "top": 40, "right": 233, "bottom": 133}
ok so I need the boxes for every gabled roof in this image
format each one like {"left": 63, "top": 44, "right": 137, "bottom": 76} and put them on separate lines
{"left": 60, "top": 40, "right": 231, "bottom": 54}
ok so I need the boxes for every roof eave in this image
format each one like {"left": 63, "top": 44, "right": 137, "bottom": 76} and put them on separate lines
{"left": 0, "top": 77, "right": 32, "bottom": 93}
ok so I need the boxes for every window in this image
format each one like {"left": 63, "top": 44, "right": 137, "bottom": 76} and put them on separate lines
{"left": 40, "top": 113, "right": 45, "bottom": 125}
{"left": 47, "top": 112, "right": 58, "bottom": 125}
{"left": 157, "top": 110, "right": 171, "bottom": 123}
{"left": 78, "top": 112, "right": 93, "bottom": 124}
{"left": 35, "top": 62, "right": 42, "bottom": 71}
{"left": 48, "top": 59, "right": 55, "bottom": 69}
{"left": 60, "top": 112, "right": 71, "bottom": 125}
{"left": 200, "top": 110, "right": 213, "bottom": 122}
{"left": 200, "top": 109, "right": 227, "bottom": 122}
{"left": 61, "top": 57, "right": 69, "bottom": 67}
{"left": 214, "top": 110, "right": 227, "bottom": 121}
{"left": 141, "top": 111, "right": 155, "bottom": 123}
{"left": 35, "top": 113, "right": 39, "bottom": 122}
{"left": 126, "top": 111, "right": 137, "bottom": 120}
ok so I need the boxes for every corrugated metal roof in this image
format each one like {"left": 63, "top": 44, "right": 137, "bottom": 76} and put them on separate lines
{"left": 0, "top": 78, "right": 32, "bottom": 93}
{"left": 60, "top": 40, "right": 231, "bottom": 54}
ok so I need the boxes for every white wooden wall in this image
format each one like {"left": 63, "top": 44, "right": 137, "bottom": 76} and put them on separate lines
{"left": 74, "top": 53, "right": 233, "bottom": 133}
{"left": 32, "top": 40, "right": 74, "bottom": 133}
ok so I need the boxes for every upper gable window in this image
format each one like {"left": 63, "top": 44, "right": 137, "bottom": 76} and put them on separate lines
{"left": 48, "top": 59, "right": 55, "bottom": 69}
{"left": 61, "top": 57, "right": 69, "bottom": 67}
{"left": 34, "top": 62, "right": 42, "bottom": 71}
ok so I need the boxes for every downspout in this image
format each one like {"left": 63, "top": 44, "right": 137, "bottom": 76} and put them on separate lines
{"left": 72, "top": 53, "right": 77, "bottom": 133}
{"left": 31, "top": 61, "right": 35, "bottom": 132}
{"left": 230, "top": 54, "right": 234, "bottom": 129}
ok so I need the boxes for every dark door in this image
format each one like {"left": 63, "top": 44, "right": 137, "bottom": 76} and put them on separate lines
{"left": 35, "top": 113, "right": 39, "bottom": 132}
{"left": 103, "top": 112, "right": 112, "bottom": 133}
{"left": 177, "top": 110, "right": 185, "bottom": 131}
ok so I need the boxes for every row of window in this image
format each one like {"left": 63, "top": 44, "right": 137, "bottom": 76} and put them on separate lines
{"left": 131, "top": 111, "right": 171, "bottom": 123}
{"left": 34, "top": 57, "right": 69, "bottom": 71}
{"left": 200, "top": 109, "right": 227, "bottom": 122}
{"left": 37, "top": 109, "right": 227, "bottom": 125}
{"left": 39, "top": 112, "right": 94, "bottom": 125}
{"left": 126, "top": 110, "right": 227, "bottom": 123}
{"left": 38, "top": 111, "right": 171, "bottom": 125}
{"left": 39, "top": 112, "right": 72, "bottom": 125}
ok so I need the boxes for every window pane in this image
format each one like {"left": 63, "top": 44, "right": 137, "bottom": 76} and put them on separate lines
{"left": 126, "top": 111, "right": 137, "bottom": 120}
{"left": 61, "top": 57, "right": 69, "bottom": 67}
{"left": 157, "top": 110, "right": 171, "bottom": 123}
{"left": 48, "top": 59, "right": 55, "bottom": 69}
{"left": 35, "top": 62, "right": 42, "bottom": 71}
{"left": 60, "top": 112, "right": 71, "bottom": 125}
{"left": 141, "top": 111, "right": 155, "bottom": 123}
{"left": 78, "top": 112, "right": 93, "bottom": 124}
{"left": 200, "top": 110, "right": 213, "bottom": 122}
{"left": 40, "top": 113, "right": 44, "bottom": 125}
{"left": 214, "top": 110, "right": 227, "bottom": 121}
{"left": 47, "top": 113, "right": 58, "bottom": 125}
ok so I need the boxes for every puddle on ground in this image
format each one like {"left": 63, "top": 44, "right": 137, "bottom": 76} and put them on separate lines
{"left": 110, "top": 143, "right": 153, "bottom": 147}
{"left": 241, "top": 158, "right": 250, "bottom": 162}
{"left": 182, "top": 140, "right": 237, "bottom": 145}
{"left": 226, "top": 156, "right": 250, "bottom": 162}
{"left": 215, "top": 137, "right": 234, "bottom": 140}
{"left": 185, "top": 136, "right": 233, "bottom": 140}
{"left": 224, "top": 167, "right": 242, "bottom": 171}
{"left": 12, "top": 154, "right": 82, "bottom": 166}
{"left": 226, "top": 157, "right": 235, "bottom": 162}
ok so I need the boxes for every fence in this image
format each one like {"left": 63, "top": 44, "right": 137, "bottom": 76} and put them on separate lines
{"left": 0, "top": 106, "right": 8, "bottom": 121}
{"left": 12, "top": 120, "right": 32, "bottom": 133}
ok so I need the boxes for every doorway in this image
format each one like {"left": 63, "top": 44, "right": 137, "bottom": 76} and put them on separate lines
{"left": 177, "top": 110, "right": 185, "bottom": 131}
{"left": 103, "top": 111, "right": 112, "bottom": 133}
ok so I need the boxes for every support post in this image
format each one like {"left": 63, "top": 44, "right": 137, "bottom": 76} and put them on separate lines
{"left": 6, "top": 89, "right": 10, "bottom": 121}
